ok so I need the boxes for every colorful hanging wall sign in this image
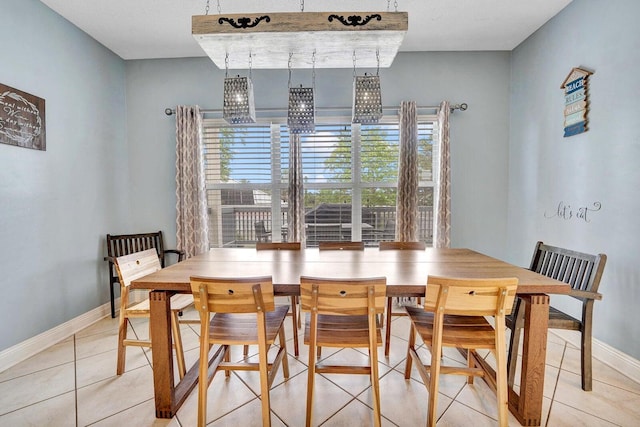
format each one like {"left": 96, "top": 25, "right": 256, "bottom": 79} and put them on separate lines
{"left": 561, "top": 67, "right": 593, "bottom": 137}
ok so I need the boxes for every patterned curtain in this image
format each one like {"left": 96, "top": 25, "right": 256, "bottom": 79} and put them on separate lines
{"left": 175, "top": 105, "right": 209, "bottom": 258}
{"left": 435, "top": 101, "right": 451, "bottom": 248}
{"left": 396, "top": 101, "right": 419, "bottom": 242}
{"left": 288, "top": 134, "right": 306, "bottom": 245}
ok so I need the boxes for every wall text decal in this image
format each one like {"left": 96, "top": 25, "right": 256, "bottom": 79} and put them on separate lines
{"left": 561, "top": 67, "right": 593, "bottom": 137}
{"left": 544, "top": 201, "right": 602, "bottom": 223}
{"left": 0, "top": 83, "right": 46, "bottom": 151}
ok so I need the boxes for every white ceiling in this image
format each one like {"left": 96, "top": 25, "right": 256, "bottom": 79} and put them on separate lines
{"left": 39, "top": 0, "right": 573, "bottom": 60}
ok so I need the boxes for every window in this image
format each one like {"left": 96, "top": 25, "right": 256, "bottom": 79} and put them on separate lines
{"left": 203, "top": 115, "right": 436, "bottom": 248}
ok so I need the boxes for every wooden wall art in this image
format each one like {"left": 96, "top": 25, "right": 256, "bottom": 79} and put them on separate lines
{"left": 0, "top": 83, "right": 46, "bottom": 150}
{"left": 561, "top": 67, "right": 593, "bottom": 137}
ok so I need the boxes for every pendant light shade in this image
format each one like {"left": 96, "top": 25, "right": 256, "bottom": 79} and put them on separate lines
{"left": 223, "top": 75, "right": 256, "bottom": 124}
{"left": 352, "top": 74, "right": 383, "bottom": 124}
{"left": 287, "top": 85, "right": 315, "bottom": 134}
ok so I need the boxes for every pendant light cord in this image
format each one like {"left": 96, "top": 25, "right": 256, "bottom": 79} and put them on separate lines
{"left": 205, "top": 0, "right": 221, "bottom": 15}
{"left": 312, "top": 50, "right": 316, "bottom": 89}
{"left": 288, "top": 53, "right": 293, "bottom": 89}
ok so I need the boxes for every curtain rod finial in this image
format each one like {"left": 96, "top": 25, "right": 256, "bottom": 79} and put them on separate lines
{"left": 450, "top": 103, "right": 468, "bottom": 113}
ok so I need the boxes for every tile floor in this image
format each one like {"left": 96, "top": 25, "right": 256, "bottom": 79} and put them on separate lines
{"left": 1, "top": 303, "right": 639, "bottom": 426}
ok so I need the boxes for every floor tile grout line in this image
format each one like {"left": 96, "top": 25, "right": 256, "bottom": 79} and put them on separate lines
{"left": 85, "top": 397, "right": 159, "bottom": 426}
{"left": 0, "top": 363, "right": 78, "bottom": 418}
{"left": 557, "top": 362, "right": 640, "bottom": 395}
{"left": 0, "top": 360, "right": 73, "bottom": 384}
{"left": 443, "top": 383, "right": 502, "bottom": 424}
{"left": 548, "top": 343, "right": 630, "bottom": 427}
{"left": 317, "top": 395, "right": 368, "bottom": 427}
{"left": 546, "top": 342, "right": 568, "bottom": 427}
{"left": 130, "top": 321, "right": 155, "bottom": 370}
{"left": 207, "top": 394, "right": 261, "bottom": 425}
{"left": 446, "top": 369, "right": 474, "bottom": 412}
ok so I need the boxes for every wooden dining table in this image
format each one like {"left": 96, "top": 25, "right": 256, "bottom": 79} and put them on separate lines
{"left": 130, "top": 247, "right": 569, "bottom": 426}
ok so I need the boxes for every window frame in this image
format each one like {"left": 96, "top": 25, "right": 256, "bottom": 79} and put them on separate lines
{"left": 203, "top": 113, "right": 438, "bottom": 247}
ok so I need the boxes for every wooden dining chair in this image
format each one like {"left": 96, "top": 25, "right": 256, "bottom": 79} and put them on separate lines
{"left": 373, "top": 219, "right": 396, "bottom": 242}
{"left": 379, "top": 241, "right": 426, "bottom": 251}
{"left": 255, "top": 220, "right": 272, "bottom": 242}
{"left": 379, "top": 241, "right": 427, "bottom": 356}
{"left": 190, "top": 275, "right": 289, "bottom": 427}
{"left": 300, "top": 276, "right": 387, "bottom": 427}
{"left": 256, "top": 241, "right": 302, "bottom": 356}
{"left": 404, "top": 276, "right": 518, "bottom": 427}
{"left": 507, "top": 241, "right": 607, "bottom": 391}
{"left": 310, "top": 241, "right": 367, "bottom": 359}
{"left": 256, "top": 241, "right": 301, "bottom": 251}
{"left": 318, "top": 241, "right": 365, "bottom": 250}
{"left": 114, "top": 249, "right": 193, "bottom": 378}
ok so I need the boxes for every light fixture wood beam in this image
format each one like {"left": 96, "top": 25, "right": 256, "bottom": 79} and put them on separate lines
{"left": 192, "top": 12, "right": 408, "bottom": 69}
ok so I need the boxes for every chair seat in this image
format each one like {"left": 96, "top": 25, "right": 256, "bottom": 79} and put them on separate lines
{"left": 405, "top": 306, "right": 497, "bottom": 349}
{"left": 505, "top": 301, "right": 582, "bottom": 331}
{"left": 125, "top": 299, "right": 150, "bottom": 314}
{"left": 208, "top": 305, "right": 289, "bottom": 344}
{"left": 125, "top": 293, "right": 194, "bottom": 315}
{"left": 548, "top": 306, "right": 581, "bottom": 330}
{"left": 304, "top": 314, "right": 382, "bottom": 348}
{"left": 170, "top": 293, "right": 195, "bottom": 311}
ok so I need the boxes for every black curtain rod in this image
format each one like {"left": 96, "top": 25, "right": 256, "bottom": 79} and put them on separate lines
{"left": 164, "top": 103, "right": 468, "bottom": 116}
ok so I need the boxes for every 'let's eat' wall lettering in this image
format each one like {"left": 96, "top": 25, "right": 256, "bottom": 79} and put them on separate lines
{"left": 544, "top": 201, "right": 602, "bottom": 223}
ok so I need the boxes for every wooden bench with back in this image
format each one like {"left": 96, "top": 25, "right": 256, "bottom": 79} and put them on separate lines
{"left": 105, "top": 231, "right": 185, "bottom": 318}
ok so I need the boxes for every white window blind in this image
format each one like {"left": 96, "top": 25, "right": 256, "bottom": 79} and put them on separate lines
{"left": 203, "top": 116, "right": 436, "bottom": 248}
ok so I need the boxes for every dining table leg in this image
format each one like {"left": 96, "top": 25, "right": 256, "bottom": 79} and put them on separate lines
{"left": 149, "top": 290, "right": 177, "bottom": 418}
{"left": 148, "top": 290, "right": 201, "bottom": 418}
{"left": 509, "top": 293, "right": 550, "bottom": 426}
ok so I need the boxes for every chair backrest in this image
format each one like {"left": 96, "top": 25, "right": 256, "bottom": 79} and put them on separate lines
{"left": 379, "top": 241, "right": 426, "bottom": 250}
{"left": 190, "top": 276, "right": 275, "bottom": 314}
{"left": 381, "top": 219, "right": 396, "bottom": 239}
{"left": 114, "top": 249, "right": 162, "bottom": 289}
{"left": 255, "top": 221, "right": 268, "bottom": 233}
{"left": 107, "top": 231, "right": 165, "bottom": 266}
{"left": 256, "top": 242, "right": 301, "bottom": 251}
{"left": 529, "top": 241, "right": 607, "bottom": 296}
{"left": 424, "top": 276, "right": 518, "bottom": 317}
{"left": 300, "top": 276, "right": 387, "bottom": 315}
{"left": 318, "top": 241, "right": 365, "bottom": 251}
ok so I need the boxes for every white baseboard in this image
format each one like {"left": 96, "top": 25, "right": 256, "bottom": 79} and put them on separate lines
{"left": 0, "top": 299, "right": 117, "bottom": 373}
{"left": 550, "top": 330, "right": 640, "bottom": 384}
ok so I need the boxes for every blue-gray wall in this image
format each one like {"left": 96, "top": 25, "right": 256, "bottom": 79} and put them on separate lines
{"left": 508, "top": 0, "right": 640, "bottom": 359}
{"left": 125, "top": 52, "right": 511, "bottom": 257}
{"left": 0, "top": 0, "right": 128, "bottom": 349}
{"left": 5, "top": 0, "right": 635, "bottom": 363}
{"left": 0, "top": 0, "right": 521, "bottom": 353}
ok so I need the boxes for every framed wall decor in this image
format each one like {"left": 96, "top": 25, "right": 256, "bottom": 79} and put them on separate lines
{"left": 0, "top": 83, "right": 46, "bottom": 150}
